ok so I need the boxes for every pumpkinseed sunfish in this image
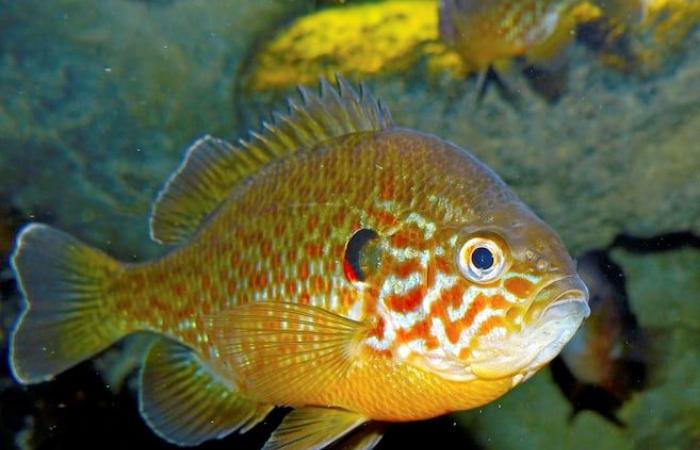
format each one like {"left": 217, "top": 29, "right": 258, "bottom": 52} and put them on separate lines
{"left": 9, "top": 78, "right": 589, "bottom": 449}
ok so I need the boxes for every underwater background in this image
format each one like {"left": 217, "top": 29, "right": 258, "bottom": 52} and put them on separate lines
{"left": 1, "top": 0, "right": 699, "bottom": 449}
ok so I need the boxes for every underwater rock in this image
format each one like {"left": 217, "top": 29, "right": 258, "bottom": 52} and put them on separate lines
{"left": 0, "top": 0, "right": 314, "bottom": 261}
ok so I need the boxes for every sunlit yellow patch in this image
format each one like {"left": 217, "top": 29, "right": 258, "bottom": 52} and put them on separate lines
{"left": 247, "top": 0, "right": 467, "bottom": 91}
{"left": 245, "top": 0, "right": 698, "bottom": 92}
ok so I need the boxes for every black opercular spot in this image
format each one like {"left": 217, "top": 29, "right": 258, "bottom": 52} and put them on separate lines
{"left": 344, "top": 228, "right": 379, "bottom": 282}
{"left": 471, "top": 247, "right": 494, "bottom": 270}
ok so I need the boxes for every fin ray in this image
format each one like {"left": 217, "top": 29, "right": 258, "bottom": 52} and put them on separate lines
{"left": 263, "top": 407, "right": 367, "bottom": 450}
{"left": 207, "top": 302, "right": 364, "bottom": 406}
{"left": 139, "top": 338, "right": 272, "bottom": 445}
{"left": 149, "top": 76, "right": 392, "bottom": 245}
{"left": 10, "top": 223, "right": 125, "bottom": 384}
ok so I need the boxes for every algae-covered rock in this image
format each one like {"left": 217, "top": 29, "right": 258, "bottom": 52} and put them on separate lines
{"left": 457, "top": 247, "right": 700, "bottom": 450}
{"left": 0, "top": 0, "right": 312, "bottom": 260}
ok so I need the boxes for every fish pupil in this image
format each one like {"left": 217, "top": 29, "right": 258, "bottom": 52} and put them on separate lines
{"left": 471, "top": 246, "right": 494, "bottom": 270}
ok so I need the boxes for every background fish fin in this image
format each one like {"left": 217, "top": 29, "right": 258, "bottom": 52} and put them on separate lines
{"left": 206, "top": 301, "right": 365, "bottom": 405}
{"left": 263, "top": 407, "right": 367, "bottom": 450}
{"left": 150, "top": 76, "right": 392, "bottom": 245}
{"left": 10, "top": 223, "right": 126, "bottom": 384}
{"left": 139, "top": 338, "right": 272, "bottom": 446}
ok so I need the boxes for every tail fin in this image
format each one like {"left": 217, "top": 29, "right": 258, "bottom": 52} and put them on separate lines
{"left": 9, "top": 223, "right": 127, "bottom": 384}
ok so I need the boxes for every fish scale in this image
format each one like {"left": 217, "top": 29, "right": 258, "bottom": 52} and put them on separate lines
{"left": 9, "top": 78, "right": 589, "bottom": 449}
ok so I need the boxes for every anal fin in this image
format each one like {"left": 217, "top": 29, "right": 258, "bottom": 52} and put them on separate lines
{"left": 264, "top": 407, "right": 368, "bottom": 450}
{"left": 332, "top": 421, "right": 386, "bottom": 450}
{"left": 139, "top": 338, "right": 272, "bottom": 446}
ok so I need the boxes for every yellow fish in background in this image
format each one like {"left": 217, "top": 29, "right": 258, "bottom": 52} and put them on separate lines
{"left": 10, "top": 78, "right": 589, "bottom": 449}
{"left": 438, "top": 0, "right": 595, "bottom": 93}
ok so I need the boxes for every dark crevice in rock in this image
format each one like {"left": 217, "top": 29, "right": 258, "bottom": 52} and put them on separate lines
{"left": 608, "top": 231, "right": 700, "bottom": 253}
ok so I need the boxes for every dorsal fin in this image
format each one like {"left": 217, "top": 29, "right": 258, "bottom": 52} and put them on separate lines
{"left": 149, "top": 76, "right": 393, "bottom": 245}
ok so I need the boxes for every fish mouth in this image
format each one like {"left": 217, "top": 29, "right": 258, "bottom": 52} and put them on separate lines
{"left": 532, "top": 275, "right": 590, "bottom": 316}
{"left": 469, "top": 276, "right": 589, "bottom": 380}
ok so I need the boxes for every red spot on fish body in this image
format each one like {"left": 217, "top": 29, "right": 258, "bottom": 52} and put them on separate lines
{"left": 285, "top": 280, "right": 297, "bottom": 296}
{"left": 394, "top": 260, "right": 422, "bottom": 279}
{"left": 307, "top": 216, "right": 319, "bottom": 232}
{"left": 298, "top": 262, "right": 309, "bottom": 280}
{"left": 369, "top": 317, "right": 386, "bottom": 339}
{"left": 433, "top": 256, "right": 452, "bottom": 276}
{"left": 445, "top": 320, "right": 462, "bottom": 345}
{"left": 462, "top": 294, "right": 488, "bottom": 328}
{"left": 252, "top": 273, "right": 268, "bottom": 290}
{"left": 379, "top": 180, "right": 395, "bottom": 201}
{"left": 260, "top": 240, "right": 272, "bottom": 257}
{"left": 173, "top": 283, "right": 186, "bottom": 296}
{"left": 229, "top": 253, "right": 240, "bottom": 268}
{"left": 387, "top": 287, "right": 423, "bottom": 313}
{"left": 443, "top": 283, "right": 466, "bottom": 310}
{"left": 306, "top": 243, "right": 323, "bottom": 258}
{"left": 476, "top": 316, "right": 505, "bottom": 337}
{"left": 504, "top": 277, "right": 534, "bottom": 299}
{"left": 489, "top": 294, "right": 508, "bottom": 310}
{"left": 311, "top": 275, "right": 325, "bottom": 293}
{"left": 271, "top": 252, "right": 282, "bottom": 268}
{"left": 201, "top": 275, "right": 211, "bottom": 290}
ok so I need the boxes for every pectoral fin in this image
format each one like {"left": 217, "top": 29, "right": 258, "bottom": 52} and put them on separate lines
{"left": 139, "top": 338, "right": 272, "bottom": 446}
{"left": 263, "top": 407, "right": 369, "bottom": 450}
{"left": 206, "top": 302, "right": 367, "bottom": 406}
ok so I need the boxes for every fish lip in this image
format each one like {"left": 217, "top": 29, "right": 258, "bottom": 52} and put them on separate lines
{"left": 542, "top": 293, "right": 591, "bottom": 320}
{"left": 532, "top": 274, "right": 590, "bottom": 318}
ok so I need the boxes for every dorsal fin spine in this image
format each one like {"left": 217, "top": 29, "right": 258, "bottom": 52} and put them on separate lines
{"left": 148, "top": 76, "right": 393, "bottom": 245}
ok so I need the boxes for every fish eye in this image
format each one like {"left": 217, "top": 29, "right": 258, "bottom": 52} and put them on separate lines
{"left": 457, "top": 237, "right": 507, "bottom": 283}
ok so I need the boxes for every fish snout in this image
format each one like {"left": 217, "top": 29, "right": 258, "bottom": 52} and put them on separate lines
{"left": 526, "top": 275, "right": 590, "bottom": 323}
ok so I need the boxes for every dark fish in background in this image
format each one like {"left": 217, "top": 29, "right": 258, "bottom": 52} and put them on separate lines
{"left": 551, "top": 250, "right": 649, "bottom": 426}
